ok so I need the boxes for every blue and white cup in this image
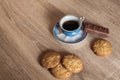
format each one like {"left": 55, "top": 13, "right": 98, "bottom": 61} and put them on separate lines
{"left": 59, "top": 15, "right": 84, "bottom": 37}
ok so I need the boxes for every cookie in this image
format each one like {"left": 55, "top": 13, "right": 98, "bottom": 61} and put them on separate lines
{"left": 41, "top": 51, "right": 61, "bottom": 68}
{"left": 92, "top": 39, "right": 112, "bottom": 56}
{"left": 51, "top": 63, "right": 72, "bottom": 79}
{"left": 62, "top": 54, "right": 83, "bottom": 73}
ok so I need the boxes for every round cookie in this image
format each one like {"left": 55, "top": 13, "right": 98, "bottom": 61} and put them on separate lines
{"left": 62, "top": 54, "right": 83, "bottom": 73}
{"left": 92, "top": 39, "right": 112, "bottom": 56}
{"left": 51, "top": 63, "right": 72, "bottom": 79}
{"left": 41, "top": 51, "right": 61, "bottom": 68}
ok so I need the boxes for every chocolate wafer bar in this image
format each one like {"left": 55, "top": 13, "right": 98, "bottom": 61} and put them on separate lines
{"left": 84, "top": 22, "right": 109, "bottom": 38}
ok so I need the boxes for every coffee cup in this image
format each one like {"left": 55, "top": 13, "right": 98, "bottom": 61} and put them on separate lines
{"left": 59, "top": 15, "right": 84, "bottom": 37}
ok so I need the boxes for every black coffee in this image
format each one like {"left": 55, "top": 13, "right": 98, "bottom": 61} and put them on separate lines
{"left": 63, "top": 21, "right": 79, "bottom": 31}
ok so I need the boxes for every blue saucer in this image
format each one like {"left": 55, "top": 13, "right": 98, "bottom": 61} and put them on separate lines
{"left": 53, "top": 23, "right": 87, "bottom": 44}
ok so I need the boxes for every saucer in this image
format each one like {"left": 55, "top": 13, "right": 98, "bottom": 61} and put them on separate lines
{"left": 53, "top": 23, "right": 87, "bottom": 44}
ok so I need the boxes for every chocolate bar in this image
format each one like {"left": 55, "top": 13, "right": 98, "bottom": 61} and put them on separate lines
{"left": 84, "top": 22, "right": 109, "bottom": 38}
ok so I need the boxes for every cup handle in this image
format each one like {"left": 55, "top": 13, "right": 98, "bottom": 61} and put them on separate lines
{"left": 79, "top": 16, "right": 85, "bottom": 22}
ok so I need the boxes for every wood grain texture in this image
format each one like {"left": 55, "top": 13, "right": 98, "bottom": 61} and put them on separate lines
{"left": 0, "top": 0, "right": 120, "bottom": 80}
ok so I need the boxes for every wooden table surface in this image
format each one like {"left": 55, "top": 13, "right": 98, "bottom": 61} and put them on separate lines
{"left": 0, "top": 0, "right": 120, "bottom": 80}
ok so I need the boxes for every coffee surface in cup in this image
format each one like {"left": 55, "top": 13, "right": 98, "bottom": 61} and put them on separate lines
{"left": 63, "top": 21, "right": 79, "bottom": 31}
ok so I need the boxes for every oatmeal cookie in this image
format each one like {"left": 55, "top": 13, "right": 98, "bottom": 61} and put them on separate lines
{"left": 41, "top": 51, "right": 61, "bottom": 68}
{"left": 92, "top": 39, "right": 112, "bottom": 56}
{"left": 51, "top": 63, "right": 72, "bottom": 79}
{"left": 62, "top": 54, "right": 83, "bottom": 73}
